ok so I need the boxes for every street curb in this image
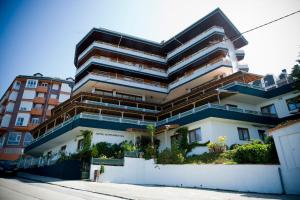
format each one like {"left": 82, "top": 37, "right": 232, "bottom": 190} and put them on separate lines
{"left": 17, "top": 172, "right": 135, "bottom": 200}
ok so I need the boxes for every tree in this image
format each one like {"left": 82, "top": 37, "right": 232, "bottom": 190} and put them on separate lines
{"left": 291, "top": 59, "right": 300, "bottom": 90}
{"left": 146, "top": 124, "right": 155, "bottom": 147}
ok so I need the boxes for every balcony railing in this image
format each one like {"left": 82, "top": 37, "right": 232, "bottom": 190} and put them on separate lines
{"left": 77, "top": 56, "right": 167, "bottom": 78}
{"left": 73, "top": 71, "right": 168, "bottom": 93}
{"left": 84, "top": 100, "right": 159, "bottom": 113}
{"left": 78, "top": 41, "right": 165, "bottom": 64}
{"left": 167, "top": 26, "right": 225, "bottom": 59}
{"left": 27, "top": 101, "right": 277, "bottom": 148}
{"left": 168, "top": 42, "right": 227, "bottom": 74}
{"left": 169, "top": 58, "right": 231, "bottom": 89}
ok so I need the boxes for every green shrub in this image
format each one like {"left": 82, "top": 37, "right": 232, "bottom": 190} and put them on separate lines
{"left": 185, "top": 152, "right": 234, "bottom": 164}
{"left": 144, "top": 145, "right": 157, "bottom": 160}
{"left": 157, "top": 143, "right": 184, "bottom": 164}
{"left": 232, "top": 140, "right": 279, "bottom": 164}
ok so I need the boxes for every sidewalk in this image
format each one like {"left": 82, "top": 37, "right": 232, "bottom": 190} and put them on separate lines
{"left": 17, "top": 172, "right": 299, "bottom": 200}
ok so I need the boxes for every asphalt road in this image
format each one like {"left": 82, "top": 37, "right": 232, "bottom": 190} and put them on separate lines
{"left": 0, "top": 176, "right": 124, "bottom": 200}
{"left": 1, "top": 175, "right": 299, "bottom": 200}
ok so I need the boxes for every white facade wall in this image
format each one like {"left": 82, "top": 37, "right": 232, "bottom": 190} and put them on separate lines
{"left": 22, "top": 90, "right": 36, "bottom": 99}
{"left": 19, "top": 101, "right": 33, "bottom": 111}
{"left": 60, "top": 83, "right": 72, "bottom": 93}
{"left": 157, "top": 117, "right": 267, "bottom": 153}
{"left": 90, "top": 158, "right": 283, "bottom": 194}
{"left": 258, "top": 92, "right": 299, "bottom": 118}
{"left": 8, "top": 91, "right": 18, "bottom": 101}
{"left": 58, "top": 93, "right": 70, "bottom": 103}
{"left": 0, "top": 114, "right": 11, "bottom": 127}
{"left": 16, "top": 113, "right": 30, "bottom": 126}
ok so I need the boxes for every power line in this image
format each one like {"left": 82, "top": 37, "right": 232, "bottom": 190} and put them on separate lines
{"left": 229, "top": 9, "right": 300, "bottom": 42}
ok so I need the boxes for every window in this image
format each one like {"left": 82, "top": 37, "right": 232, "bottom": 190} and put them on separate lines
{"left": 13, "top": 81, "right": 21, "bottom": 90}
{"left": 34, "top": 104, "right": 43, "bottom": 109}
{"left": 25, "top": 79, "right": 37, "bottom": 88}
{"left": 15, "top": 117, "right": 24, "bottom": 126}
{"left": 60, "top": 145, "right": 67, "bottom": 153}
{"left": 0, "top": 135, "right": 5, "bottom": 148}
{"left": 39, "top": 82, "right": 48, "bottom": 87}
{"left": 77, "top": 139, "right": 84, "bottom": 151}
{"left": 47, "top": 151, "right": 52, "bottom": 158}
{"left": 95, "top": 89, "right": 113, "bottom": 97}
{"left": 37, "top": 93, "right": 44, "bottom": 98}
{"left": 7, "top": 132, "right": 22, "bottom": 145}
{"left": 188, "top": 128, "right": 202, "bottom": 143}
{"left": 237, "top": 127, "right": 250, "bottom": 141}
{"left": 47, "top": 105, "right": 54, "bottom": 110}
{"left": 50, "top": 94, "right": 58, "bottom": 99}
{"left": 286, "top": 95, "right": 300, "bottom": 111}
{"left": 116, "top": 92, "right": 142, "bottom": 101}
{"left": 261, "top": 104, "right": 277, "bottom": 115}
{"left": 31, "top": 118, "right": 40, "bottom": 124}
{"left": 258, "top": 130, "right": 266, "bottom": 141}
{"left": 170, "top": 134, "right": 182, "bottom": 146}
{"left": 52, "top": 84, "right": 59, "bottom": 90}
{"left": 23, "top": 132, "right": 33, "bottom": 146}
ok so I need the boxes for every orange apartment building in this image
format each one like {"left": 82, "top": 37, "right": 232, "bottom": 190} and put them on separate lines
{"left": 0, "top": 73, "right": 74, "bottom": 160}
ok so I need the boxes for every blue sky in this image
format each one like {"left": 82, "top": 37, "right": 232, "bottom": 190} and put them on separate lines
{"left": 0, "top": 0, "right": 300, "bottom": 95}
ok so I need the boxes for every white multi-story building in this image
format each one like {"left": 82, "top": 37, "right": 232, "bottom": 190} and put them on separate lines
{"left": 23, "top": 8, "right": 299, "bottom": 158}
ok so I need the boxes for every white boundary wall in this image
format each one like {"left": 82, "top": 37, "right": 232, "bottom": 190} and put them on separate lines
{"left": 91, "top": 158, "right": 283, "bottom": 194}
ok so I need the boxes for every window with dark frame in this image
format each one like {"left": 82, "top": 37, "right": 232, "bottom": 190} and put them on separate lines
{"left": 188, "top": 128, "right": 202, "bottom": 143}
{"left": 170, "top": 134, "right": 182, "bottom": 146}
{"left": 258, "top": 130, "right": 266, "bottom": 141}
{"left": 261, "top": 104, "right": 277, "bottom": 115}
{"left": 77, "top": 139, "right": 84, "bottom": 151}
{"left": 286, "top": 95, "right": 300, "bottom": 111}
{"left": 60, "top": 145, "right": 67, "bottom": 152}
{"left": 237, "top": 127, "right": 250, "bottom": 141}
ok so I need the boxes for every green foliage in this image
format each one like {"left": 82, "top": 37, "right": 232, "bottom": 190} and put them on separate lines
{"left": 176, "top": 127, "right": 210, "bottom": 156}
{"left": 157, "top": 143, "right": 185, "bottom": 164}
{"left": 232, "top": 140, "right": 279, "bottom": 164}
{"left": 291, "top": 59, "right": 300, "bottom": 90}
{"left": 100, "top": 165, "right": 105, "bottom": 174}
{"left": 184, "top": 152, "right": 235, "bottom": 164}
{"left": 80, "top": 130, "right": 92, "bottom": 153}
{"left": 144, "top": 145, "right": 157, "bottom": 160}
{"left": 92, "top": 141, "right": 137, "bottom": 159}
{"left": 120, "top": 141, "right": 136, "bottom": 152}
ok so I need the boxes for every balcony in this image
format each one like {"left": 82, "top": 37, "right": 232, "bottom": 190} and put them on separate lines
{"left": 33, "top": 97, "right": 45, "bottom": 104}
{"left": 78, "top": 41, "right": 166, "bottom": 64}
{"left": 73, "top": 71, "right": 168, "bottom": 94}
{"left": 28, "top": 123, "right": 39, "bottom": 130}
{"left": 31, "top": 108, "right": 43, "bottom": 116}
{"left": 168, "top": 42, "right": 228, "bottom": 75}
{"left": 36, "top": 86, "right": 48, "bottom": 93}
{"left": 76, "top": 56, "right": 167, "bottom": 78}
{"left": 48, "top": 98, "right": 59, "bottom": 105}
{"left": 167, "top": 26, "right": 225, "bottom": 60}
{"left": 169, "top": 59, "right": 232, "bottom": 90}
{"left": 84, "top": 100, "right": 159, "bottom": 114}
